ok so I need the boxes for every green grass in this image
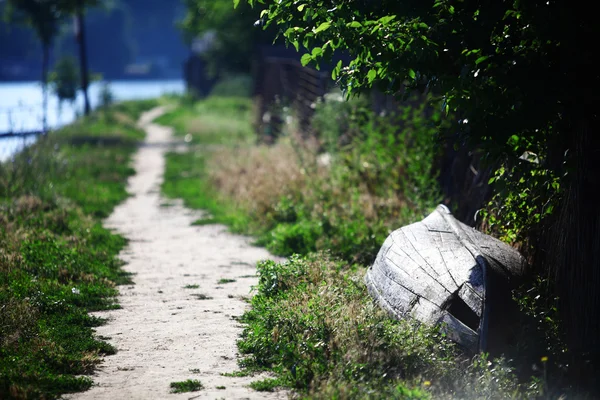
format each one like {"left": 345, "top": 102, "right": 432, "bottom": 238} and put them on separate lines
{"left": 158, "top": 96, "right": 443, "bottom": 264}
{"left": 238, "top": 254, "right": 526, "bottom": 398}
{"left": 169, "top": 379, "right": 204, "bottom": 393}
{"left": 217, "top": 278, "right": 236, "bottom": 284}
{"left": 158, "top": 97, "right": 258, "bottom": 232}
{"left": 183, "top": 284, "right": 200, "bottom": 289}
{"left": 0, "top": 102, "right": 156, "bottom": 399}
{"left": 154, "top": 96, "right": 255, "bottom": 145}
{"left": 162, "top": 151, "right": 251, "bottom": 232}
{"left": 220, "top": 370, "right": 251, "bottom": 377}
{"left": 191, "top": 217, "right": 217, "bottom": 225}
{"left": 249, "top": 378, "right": 282, "bottom": 392}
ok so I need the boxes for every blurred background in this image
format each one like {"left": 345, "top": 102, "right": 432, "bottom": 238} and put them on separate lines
{"left": 0, "top": 0, "right": 191, "bottom": 159}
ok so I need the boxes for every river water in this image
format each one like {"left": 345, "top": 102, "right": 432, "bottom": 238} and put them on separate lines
{"left": 0, "top": 80, "right": 184, "bottom": 161}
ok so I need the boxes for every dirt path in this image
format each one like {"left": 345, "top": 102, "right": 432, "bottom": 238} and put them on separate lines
{"left": 67, "top": 107, "right": 286, "bottom": 400}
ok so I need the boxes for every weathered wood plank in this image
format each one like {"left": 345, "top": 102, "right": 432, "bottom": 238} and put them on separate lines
{"left": 384, "top": 247, "right": 452, "bottom": 307}
{"left": 391, "top": 228, "right": 440, "bottom": 278}
{"left": 438, "top": 312, "right": 479, "bottom": 351}
{"left": 365, "top": 204, "right": 525, "bottom": 353}
{"left": 458, "top": 283, "right": 484, "bottom": 315}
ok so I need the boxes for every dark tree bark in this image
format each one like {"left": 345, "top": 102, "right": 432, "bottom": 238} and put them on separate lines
{"left": 41, "top": 43, "right": 49, "bottom": 133}
{"left": 546, "top": 121, "right": 600, "bottom": 390}
{"left": 76, "top": 1, "right": 90, "bottom": 116}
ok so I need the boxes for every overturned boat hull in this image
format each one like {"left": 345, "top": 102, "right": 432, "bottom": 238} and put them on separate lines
{"left": 365, "top": 205, "right": 525, "bottom": 352}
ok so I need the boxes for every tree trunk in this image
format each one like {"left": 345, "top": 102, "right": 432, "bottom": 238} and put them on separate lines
{"left": 76, "top": 1, "right": 91, "bottom": 116}
{"left": 546, "top": 120, "right": 600, "bottom": 391}
{"left": 41, "top": 43, "right": 49, "bottom": 133}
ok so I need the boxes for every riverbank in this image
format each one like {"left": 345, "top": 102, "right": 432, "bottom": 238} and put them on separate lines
{"left": 0, "top": 100, "right": 158, "bottom": 398}
{"left": 0, "top": 80, "right": 184, "bottom": 161}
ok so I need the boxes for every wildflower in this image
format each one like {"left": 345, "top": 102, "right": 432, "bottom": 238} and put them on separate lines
{"left": 541, "top": 356, "right": 548, "bottom": 363}
{"left": 72, "top": 287, "right": 81, "bottom": 295}
{"left": 423, "top": 381, "right": 431, "bottom": 386}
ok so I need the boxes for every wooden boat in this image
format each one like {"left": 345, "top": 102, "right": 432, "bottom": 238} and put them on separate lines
{"left": 365, "top": 204, "right": 525, "bottom": 352}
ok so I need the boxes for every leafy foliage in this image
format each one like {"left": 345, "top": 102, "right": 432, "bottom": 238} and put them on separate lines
{"left": 49, "top": 55, "right": 80, "bottom": 109}
{"left": 248, "top": 0, "right": 600, "bottom": 386}
{"left": 246, "top": 0, "right": 586, "bottom": 236}
{"left": 179, "top": 0, "right": 273, "bottom": 78}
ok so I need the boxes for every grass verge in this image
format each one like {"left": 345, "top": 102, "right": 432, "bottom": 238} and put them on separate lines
{"left": 0, "top": 99, "right": 158, "bottom": 399}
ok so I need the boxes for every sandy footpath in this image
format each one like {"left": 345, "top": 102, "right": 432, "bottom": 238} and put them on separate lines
{"left": 66, "top": 107, "right": 286, "bottom": 400}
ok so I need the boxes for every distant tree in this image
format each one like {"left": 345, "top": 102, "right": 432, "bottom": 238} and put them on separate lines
{"left": 48, "top": 55, "right": 79, "bottom": 119}
{"left": 4, "top": 0, "right": 96, "bottom": 123}
{"left": 74, "top": 0, "right": 90, "bottom": 115}
{"left": 4, "top": 0, "right": 66, "bottom": 130}
{"left": 98, "top": 81, "right": 113, "bottom": 109}
{"left": 180, "top": 0, "right": 274, "bottom": 79}
{"left": 84, "top": 6, "right": 133, "bottom": 79}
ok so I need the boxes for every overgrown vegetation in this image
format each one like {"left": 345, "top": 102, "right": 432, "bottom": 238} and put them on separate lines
{"left": 0, "top": 99, "right": 157, "bottom": 399}
{"left": 240, "top": 254, "right": 528, "bottom": 398}
{"left": 249, "top": 0, "right": 600, "bottom": 390}
{"left": 157, "top": 92, "right": 551, "bottom": 397}
{"left": 161, "top": 93, "right": 441, "bottom": 264}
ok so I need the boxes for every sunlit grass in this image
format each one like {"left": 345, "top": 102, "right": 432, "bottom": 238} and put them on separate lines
{"left": 155, "top": 96, "right": 255, "bottom": 145}
{"left": 0, "top": 101, "right": 156, "bottom": 399}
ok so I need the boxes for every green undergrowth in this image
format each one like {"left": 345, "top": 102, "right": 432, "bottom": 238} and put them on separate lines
{"left": 159, "top": 95, "right": 258, "bottom": 231}
{"left": 155, "top": 96, "right": 255, "bottom": 145}
{"left": 157, "top": 93, "right": 544, "bottom": 397}
{"left": 239, "top": 254, "right": 528, "bottom": 398}
{"left": 158, "top": 94, "right": 442, "bottom": 264}
{"left": 0, "top": 100, "right": 157, "bottom": 399}
{"left": 162, "top": 150, "right": 251, "bottom": 231}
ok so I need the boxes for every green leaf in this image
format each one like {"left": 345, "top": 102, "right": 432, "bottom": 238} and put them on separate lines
{"left": 300, "top": 53, "right": 312, "bottom": 66}
{"left": 292, "top": 40, "right": 300, "bottom": 52}
{"left": 332, "top": 60, "right": 342, "bottom": 80}
{"left": 260, "top": 9, "right": 268, "bottom": 18}
{"left": 379, "top": 15, "right": 396, "bottom": 25}
{"left": 314, "top": 22, "right": 331, "bottom": 34}
{"left": 233, "top": 0, "right": 240, "bottom": 9}
{"left": 475, "top": 55, "right": 490, "bottom": 65}
{"left": 367, "top": 69, "right": 377, "bottom": 84}
{"left": 297, "top": 4, "right": 306, "bottom": 12}
{"left": 408, "top": 69, "right": 416, "bottom": 79}
{"left": 311, "top": 47, "right": 323, "bottom": 57}
{"left": 348, "top": 21, "right": 362, "bottom": 28}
